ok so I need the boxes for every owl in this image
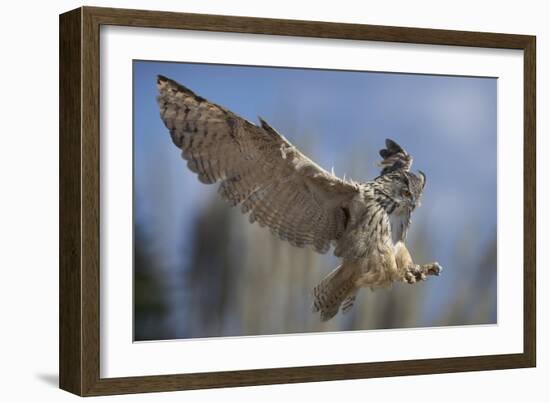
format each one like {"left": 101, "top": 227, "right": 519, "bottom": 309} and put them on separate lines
{"left": 156, "top": 75, "right": 442, "bottom": 321}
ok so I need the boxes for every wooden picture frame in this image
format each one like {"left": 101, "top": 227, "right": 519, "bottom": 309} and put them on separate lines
{"left": 59, "top": 6, "right": 536, "bottom": 396}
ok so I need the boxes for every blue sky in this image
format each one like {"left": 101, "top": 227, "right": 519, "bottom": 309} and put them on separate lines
{"left": 133, "top": 60, "right": 497, "bottom": 336}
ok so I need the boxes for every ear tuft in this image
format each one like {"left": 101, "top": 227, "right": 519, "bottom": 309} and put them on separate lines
{"left": 378, "top": 138, "right": 412, "bottom": 175}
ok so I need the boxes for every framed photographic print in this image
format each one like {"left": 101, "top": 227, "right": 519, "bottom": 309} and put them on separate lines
{"left": 59, "top": 6, "right": 536, "bottom": 396}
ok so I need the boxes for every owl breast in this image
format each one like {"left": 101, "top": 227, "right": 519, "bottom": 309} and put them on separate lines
{"left": 388, "top": 210, "right": 410, "bottom": 245}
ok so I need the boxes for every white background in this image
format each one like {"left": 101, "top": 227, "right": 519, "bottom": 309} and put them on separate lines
{"left": 0, "top": 0, "right": 546, "bottom": 402}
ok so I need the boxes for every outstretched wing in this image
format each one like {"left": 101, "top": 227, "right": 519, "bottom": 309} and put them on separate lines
{"left": 378, "top": 138, "right": 412, "bottom": 175}
{"left": 156, "top": 75, "right": 359, "bottom": 254}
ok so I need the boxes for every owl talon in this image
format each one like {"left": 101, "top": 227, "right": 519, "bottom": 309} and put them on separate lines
{"left": 404, "top": 267, "right": 422, "bottom": 284}
{"left": 413, "top": 269, "right": 426, "bottom": 282}
{"left": 428, "top": 262, "right": 442, "bottom": 276}
{"left": 404, "top": 263, "right": 440, "bottom": 284}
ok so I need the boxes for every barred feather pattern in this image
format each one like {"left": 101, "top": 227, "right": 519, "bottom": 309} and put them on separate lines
{"left": 157, "top": 75, "right": 360, "bottom": 254}
{"left": 312, "top": 263, "right": 357, "bottom": 321}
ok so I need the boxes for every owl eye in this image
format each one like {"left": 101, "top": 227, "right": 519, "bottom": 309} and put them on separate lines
{"left": 401, "top": 189, "right": 412, "bottom": 198}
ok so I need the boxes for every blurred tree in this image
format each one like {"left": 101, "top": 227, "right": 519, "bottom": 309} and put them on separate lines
{"left": 134, "top": 222, "right": 170, "bottom": 340}
{"left": 182, "top": 196, "right": 242, "bottom": 337}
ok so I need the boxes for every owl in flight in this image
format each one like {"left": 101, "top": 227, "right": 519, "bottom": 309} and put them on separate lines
{"left": 156, "top": 75, "right": 442, "bottom": 321}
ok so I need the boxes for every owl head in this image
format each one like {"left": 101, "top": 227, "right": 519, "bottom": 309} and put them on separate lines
{"left": 400, "top": 171, "right": 426, "bottom": 210}
{"left": 377, "top": 139, "right": 426, "bottom": 211}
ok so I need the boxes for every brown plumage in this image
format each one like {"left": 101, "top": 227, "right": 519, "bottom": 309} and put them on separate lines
{"left": 156, "top": 75, "right": 442, "bottom": 321}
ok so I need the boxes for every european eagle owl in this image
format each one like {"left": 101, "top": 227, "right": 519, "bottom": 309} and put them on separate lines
{"left": 156, "top": 75, "right": 442, "bottom": 321}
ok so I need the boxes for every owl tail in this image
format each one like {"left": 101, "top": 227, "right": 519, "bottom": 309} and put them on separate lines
{"left": 312, "top": 263, "right": 358, "bottom": 321}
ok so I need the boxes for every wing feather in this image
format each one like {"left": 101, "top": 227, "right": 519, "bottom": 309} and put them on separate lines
{"left": 156, "top": 75, "right": 359, "bottom": 254}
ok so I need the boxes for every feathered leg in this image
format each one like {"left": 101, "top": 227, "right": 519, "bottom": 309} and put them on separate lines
{"left": 312, "top": 263, "right": 358, "bottom": 321}
{"left": 395, "top": 241, "right": 442, "bottom": 284}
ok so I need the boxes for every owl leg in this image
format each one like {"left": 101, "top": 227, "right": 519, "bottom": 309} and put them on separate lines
{"left": 312, "top": 262, "right": 359, "bottom": 321}
{"left": 394, "top": 241, "right": 442, "bottom": 284}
